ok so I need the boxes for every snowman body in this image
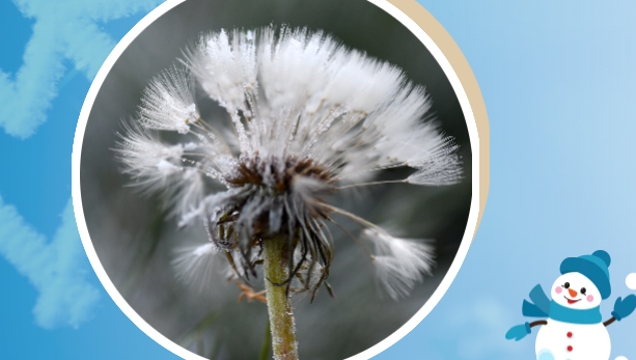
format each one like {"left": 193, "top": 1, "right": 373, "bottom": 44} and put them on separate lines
{"left": 534, "top": 272, "right": 612, "bottom": 360}
{"left": 535, "top": 318, "right": 610, "bottom": 360}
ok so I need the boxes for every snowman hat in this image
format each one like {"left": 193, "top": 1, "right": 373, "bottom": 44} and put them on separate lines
{"left": 560, "top": 250, "right": 611, "bottom": 299}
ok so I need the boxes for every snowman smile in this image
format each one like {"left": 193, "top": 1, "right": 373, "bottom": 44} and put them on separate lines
{"left": 564, "top": 296, "right": 581, "bottom": 305}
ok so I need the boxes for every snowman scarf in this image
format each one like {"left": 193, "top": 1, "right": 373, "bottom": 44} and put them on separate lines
{"left": 522, "top": 284, "right": 602, "bottom": 323}
{"left": 506, "top": 284, "right": 601, "bottom": 341}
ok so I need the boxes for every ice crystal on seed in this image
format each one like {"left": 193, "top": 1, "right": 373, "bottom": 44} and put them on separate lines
{"left": 117, "top": 26, "right": 462, "bottom": 300}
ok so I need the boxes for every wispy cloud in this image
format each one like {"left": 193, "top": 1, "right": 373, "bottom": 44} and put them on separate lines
{"left": 418, "top": 296, "right": 531, "bottom": 359}
{"left": 0, "top": 196, "right": 99, "bottom": 328}
{"left": 0, "top": 0, "right": 164, "bottom": 138}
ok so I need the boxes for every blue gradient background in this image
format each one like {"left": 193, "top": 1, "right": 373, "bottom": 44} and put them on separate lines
{"left": 1, "top": 0, "right": 635, "bottom": 359}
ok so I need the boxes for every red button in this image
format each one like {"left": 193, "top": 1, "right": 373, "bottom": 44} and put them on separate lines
{"left": 567, "top": 332, "right": 572, "bottom": 338}
{"left": 567, "top": 345, "right": 573, "bottom": 352}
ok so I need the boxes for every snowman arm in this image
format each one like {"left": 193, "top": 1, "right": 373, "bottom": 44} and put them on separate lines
{"left": 505, "top": 320, "right": 547, "bottom": 341}
{"left": 610, "top": 295, "right": 636, "bottom": 323}
{"left": 603, "top": 317, "right": 616, "bottom": 327}
{"left": 529, "top": 320, "right": 548, "bottom": 327}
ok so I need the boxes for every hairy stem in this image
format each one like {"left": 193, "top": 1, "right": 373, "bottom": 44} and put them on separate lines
{"left": 264, "top": 236, "right": 299, "bottom": 360}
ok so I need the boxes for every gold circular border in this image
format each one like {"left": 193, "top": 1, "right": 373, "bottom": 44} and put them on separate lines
{"left": 389, "top": 0, "right": 490, "bottom": 231}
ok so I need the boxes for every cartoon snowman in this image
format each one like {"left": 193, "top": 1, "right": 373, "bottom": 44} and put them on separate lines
{"left": 506, "top": 250, "right": 636, "bottom": 360}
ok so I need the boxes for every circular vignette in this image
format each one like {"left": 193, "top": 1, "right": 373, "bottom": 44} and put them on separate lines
{"left": 72, "top": 0, "right": 488, "bottom": 359}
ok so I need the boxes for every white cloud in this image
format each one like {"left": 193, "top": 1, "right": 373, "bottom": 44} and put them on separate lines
{"left": 0, "top": 195, "right": 99, "bottom": 329}
{"left": 0, "top": 0, "right": 164, "bottom": 138}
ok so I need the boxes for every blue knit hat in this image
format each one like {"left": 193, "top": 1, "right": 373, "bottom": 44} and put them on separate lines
{"left": 560, "top": 250, "right": 611, "bottom": 299}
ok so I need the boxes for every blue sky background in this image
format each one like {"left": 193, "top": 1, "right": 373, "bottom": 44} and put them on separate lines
{"left": 1, "top": 0, "right": 635, "bottom": 359}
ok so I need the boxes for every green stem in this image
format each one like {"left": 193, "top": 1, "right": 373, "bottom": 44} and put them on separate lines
{"left": 263, "top": 236, "right": 299, "bottom": 360}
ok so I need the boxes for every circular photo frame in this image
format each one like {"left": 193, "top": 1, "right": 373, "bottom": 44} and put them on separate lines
{"left": 72, "top": 0, "right": 488, "bottom": 359}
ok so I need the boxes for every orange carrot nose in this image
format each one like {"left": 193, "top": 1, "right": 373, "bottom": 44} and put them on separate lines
{"left": 568, "top": 288, "right": 578, "bottom": 298}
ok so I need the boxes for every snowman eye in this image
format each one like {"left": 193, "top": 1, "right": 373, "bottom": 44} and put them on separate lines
{"left": 580, "top": 287, "right": 586, "bottom": 295}
{"left": 563, "top": 282, "right": 570, "bottom": 289}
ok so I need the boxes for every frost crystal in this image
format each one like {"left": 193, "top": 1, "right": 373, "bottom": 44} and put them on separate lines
{"left": 117, "top": 26, "right": 462, "bottom": 299}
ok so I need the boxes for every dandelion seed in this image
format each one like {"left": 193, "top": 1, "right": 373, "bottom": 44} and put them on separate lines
{"left": 362, "top": 228, "right": 435, "bottom": 299}
{"left": 172, "top": 243, "right": 217, "bottom": 292}
{"left": 116, "top": 25, "right": 462, "bottom": 360}
{"left": 138, "top": 65, "right": 199, "bottom": 134}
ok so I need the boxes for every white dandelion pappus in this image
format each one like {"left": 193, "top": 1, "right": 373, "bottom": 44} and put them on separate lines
{"left": 116, "top": 122, "right": 184, "bottom": 190}
{"left": 172, "top": 243, "right": 217, "bottom": 292}
{"left": 138, "top": 65, "right": 199, "bottom": 134}
{"left": 362, "top": 228, "right": 435, "bottom": 300}
{"left": 116, "top": 26, "right": 462, "bottom": 300}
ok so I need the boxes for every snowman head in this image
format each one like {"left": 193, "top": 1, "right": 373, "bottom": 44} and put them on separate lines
{"left": 555, "top": 250, "right": 612, "bottom": 306}
{"left": 551, "top": 272, "right": 602, "bottom": 309}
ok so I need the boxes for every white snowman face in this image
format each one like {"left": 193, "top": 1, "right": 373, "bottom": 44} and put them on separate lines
{"left": 551, "top": 272, "right": 602, "bottom": 309}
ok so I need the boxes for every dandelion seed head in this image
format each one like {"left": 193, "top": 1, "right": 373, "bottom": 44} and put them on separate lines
{"left": 116, "top": 25, "right": 461, "bottom": 299}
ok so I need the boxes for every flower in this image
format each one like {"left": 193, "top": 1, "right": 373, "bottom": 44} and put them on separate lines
{"left": 116, "top": 26, "right": 462, "bottom": 300}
